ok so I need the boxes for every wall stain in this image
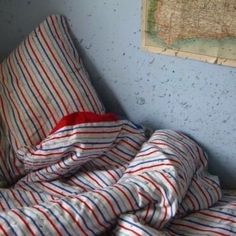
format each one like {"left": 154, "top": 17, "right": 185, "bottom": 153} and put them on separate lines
{"left": 136, "top": 97, "right": 146, "bottom": 105}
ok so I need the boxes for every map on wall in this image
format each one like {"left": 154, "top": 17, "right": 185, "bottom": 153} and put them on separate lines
{"left": 142, "top": 0, "right": 236, "bottom": 67}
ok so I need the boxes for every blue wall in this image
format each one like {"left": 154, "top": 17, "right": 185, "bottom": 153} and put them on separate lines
{"left": 0, "top": 0, "right": 236, "bottom": 188}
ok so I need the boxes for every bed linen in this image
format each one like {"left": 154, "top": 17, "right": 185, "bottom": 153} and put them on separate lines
{"left": 0, "top": 15, "right": 105, "bottom": 184}
{"left": 0, "top": 112, "right": 234, "bottom": 236}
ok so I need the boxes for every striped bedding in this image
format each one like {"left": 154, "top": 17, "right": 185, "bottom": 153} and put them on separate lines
{"left": 0, "top": 15, "right": 105, "bottom": 183}
{"left": 0, "top": 112, "right": 235, "bottom": 235}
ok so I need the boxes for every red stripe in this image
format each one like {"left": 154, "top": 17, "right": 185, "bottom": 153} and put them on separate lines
{"left": 105, "top": 169, "right": 117, "bottom": 182}
{"left": 117, "top": 223, "right": 143, "bottom": 236}
{"left": 193, "top": 178, "right": 210, "bottom": 207}
{"left": 0, "top": 151, "right": 11, "bottom": 182}
{"left": 171, "top": 222, "right": 229, "bottom": 236}
{"left": 0, "top": 199, "right": 5, "bottom": 211}
{"left": 76, "top": 197, "right": 107, "bottom": 230}
{"left": 121, "top": 139, "right": 139, "bottom": 150}
{"left": 186, "top": 193, "right": 197, "bottom": 210}
{"left": 196, "top": 145, "right": 207, "bottom": 167}
{"left": 0, "top": 60, "right": 23, "bottom": 154}
{"left": 10, "top": 190, "right": 24, "bottom": 208}
{"left": 204, "top": 176, "right": 221, "bottom": 200}
{"left": 0, "top": 223, "right": 8, "bottom": 236}
{"left": 56, "top": 202, "right": 88, "bottom": 236}
{"left": 14, "top": 49, "right": 47, "bottom": 140}
{"left": 27, "top": 36, "right": 67, "bottom": 121}
{"left": 137, "top": 149, "right": 161, "bottom": 157}
{"left": 122, "top": 127, "right": 142, "bottom": 135}
{"left": 110, "top": 149, "right": 130, "bottom": 162}
{"left": 49, "top": 16, "right": 102, "bottom": 113}
{"left": 28, "top": 144, "right": 109, "bottom": 158}
{"left": 138, "top": 190, "right": 153, "bottom": 221}
{"left": 17, "top": 46, "right": 51, "bottom": 137}
{"left": 95, "top": 191, "right": 118, "bottom": 216}
{"left": 38, "top": 182, "right": 65, "bottom": 197}
{"left": 198, "top": 211, "right": 236, "bottom": 224}
{"left": 32, "top": 206, "right": 63, "bottom": 236}
{"left": 149, "top": 139, "right": 191, "bottom": 164}
{"left": 113, "top": 185, "right": 135, "bottom": 210}
{"left": 83, "top": 172, "right": 103, "bottom": 188}
{"left": 140, "top": 175, "right": 167, "bottom": 228}
{"left": 126, "top": 163, "right": 179, "bottom": 174}
{"left": 46, "top": 129, "right": 119, "bottom": 144}
{"left": 160, "top": 172, "right": 178, "bottom": 195}
{"left": 144, "top": 202, "right": 151, "bottom": 222}
{"left": 38, "top": 25, "right": 84, "bottom": 112}
{"left": 96, "top": 155, "right": 126, "bottom": 169}
{"left": 11, "top": 210, "right": 36, "bottom": 236}
{"left": 69, "top": 178, "right": 87, "bottom": 192}
{"left": 0, "top": 64, "right": 29, "bottom": 149}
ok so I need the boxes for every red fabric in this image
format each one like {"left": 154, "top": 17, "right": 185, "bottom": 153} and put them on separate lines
{"left": 49, "top": 112, "right": 118, "bottom": 135}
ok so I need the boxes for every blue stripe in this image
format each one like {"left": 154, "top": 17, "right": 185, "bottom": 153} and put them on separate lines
{"left": 209, "top": 208, "right": 236, "bottom": 218}
{"left": 60, "top": 16, "right": 78, "bottom": 62}
{"left": 152, "top": 135, "right": 192, "bottom": 169}
{"left": 61, "top": 199, "right": 96, "bottom": 234}
{"left": 115, "top": 146, "right": 134, "bottom": 158}
{"left": 18, "top": 209, "right": 45, "bottom": 236}
{"left": 49, "top": 182, "right": 75, "bottom": 194}
{"left": 45, "top": 17, "right": 96, "bottom": 112}
{"left": 44, "top": 18, "right": 82, "bottom": 110}
{"left": 100, "top": 189, "right": 123, "bottom": 213}
{"left": 82, "top": 165, "right": 109, "bottom": 186}
{"left": 188, "top": 188, "right": 201, "bottom": 209}
{"left": 103, "top": 153, "right": 126, "bottom": 170}
{"left": 119, "top": 183, "right": 139, "bottom": 208}
{"left": 185, "top": 219, "right": 236, "bottom": 233}
{"left": 116, "top": 135, "right": 143, "bottom": 146}
{"left": 16, "top": 190, "right": 29, "bottom": 206}
{"left": 38, "top": 141, "right": 113, "bottom": 151}
{"left": 0, "top": 67, "right": 27, "bottom": 145}
{"left": 0, "top": 215, "right": 17, "bottom": 236}
{"left": 22, "top": 182, "right": 45, "bottom": 202}
{"left": 12, "top": 51, "right": 43, "bottom": 141}
{"left": 74, "top": 175, "right": 95, "bottom": 190}
{"left": 0, "top": 191, "right": 11, "bottom": 209}
{"left": 41, "top": 204, "right": 72, "bottom": 235}
{"left": 34, "top": 22, "right": 79, "bottom": 112}
{"left": 119, "top": 217, "right": 153, "bottom": 236}
{"left": 24, "top": 39, "right": 61, "bottom": 124}
{"left": 128, "top": 157, "right": 173, "bottom": 169}
{"left": 167, "top": 132, "right": 197, "bottom": 159}
{"left": 0, "top": 88, "right": 22, "bottom": 147}
{"left": 5, "top": 145, "right": 16, "bottom": 181}
{"left": 82, "top": 195, "right": 112, "bottom": 226}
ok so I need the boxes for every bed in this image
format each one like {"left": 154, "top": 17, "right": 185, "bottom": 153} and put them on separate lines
{"left": 0, "top": 15, "right": 235, "bottom": 236}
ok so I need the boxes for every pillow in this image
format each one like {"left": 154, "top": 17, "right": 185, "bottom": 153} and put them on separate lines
{"left": 0, "top": 15, "right": 105, "bottom": 182}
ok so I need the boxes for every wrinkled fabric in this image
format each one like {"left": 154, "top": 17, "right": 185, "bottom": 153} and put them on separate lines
{"left": 0, "top": 119, "right": 225, "bottom": 235}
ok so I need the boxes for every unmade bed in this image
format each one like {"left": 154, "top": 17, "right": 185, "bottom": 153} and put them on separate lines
{"left": 0, "top": 15, "right": 235, "bottom": 236}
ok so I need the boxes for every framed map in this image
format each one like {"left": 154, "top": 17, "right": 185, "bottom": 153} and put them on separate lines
{"left": 142, "top": 0, "right": 236, "bottom": 67}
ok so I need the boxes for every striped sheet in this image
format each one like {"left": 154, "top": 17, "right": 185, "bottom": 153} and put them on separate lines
{"left": 0, "top": 15, "right": 105, "bottom": 183}
{"left": 0, "top": 117, "right": 225, "bottom": 236}
{"left": 165, "top": 191, "right": 236, "bottom": 236}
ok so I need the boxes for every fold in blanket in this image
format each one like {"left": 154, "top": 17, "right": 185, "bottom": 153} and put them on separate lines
{"left": 0, "top": 112, "right": 222, "bottom": 235}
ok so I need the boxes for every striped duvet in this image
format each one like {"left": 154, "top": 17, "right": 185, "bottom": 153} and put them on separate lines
{"left": 0, "top": 113, "right": 235, "bottom": 235}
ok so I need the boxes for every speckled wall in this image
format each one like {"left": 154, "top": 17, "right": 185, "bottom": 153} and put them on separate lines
{"left": 0, "top": 0, "right": 236, "bottom": 188}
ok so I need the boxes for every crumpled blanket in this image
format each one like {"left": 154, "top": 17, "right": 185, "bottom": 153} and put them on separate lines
{"left": 0, "top": 113, "right": 222, "bottom": 235}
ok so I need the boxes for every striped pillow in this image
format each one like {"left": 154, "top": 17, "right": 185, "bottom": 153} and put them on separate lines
{"left": 0, "top": 15, "right": 105, "bottom": 182}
